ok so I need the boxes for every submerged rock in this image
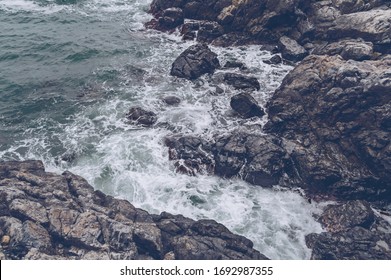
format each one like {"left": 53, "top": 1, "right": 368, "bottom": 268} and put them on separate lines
{"left": 162, "top": 95, "right": 181, "bottom": 106}
{"left": 170, "top": 43, "right": 220, "bottom": 80}
{"left": 126, "top": 107, "right": 157, "bottom": 127}
{"left": 0, "top": 160, "right": 267, "bottom": 260}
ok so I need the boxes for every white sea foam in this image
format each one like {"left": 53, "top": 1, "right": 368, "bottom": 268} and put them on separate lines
{"left": 0, "top": 0, "right": 325, "bottom": 259}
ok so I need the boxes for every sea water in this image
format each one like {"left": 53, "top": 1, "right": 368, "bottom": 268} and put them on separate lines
{"left": 0, "top": 0, "right": 323, "bottom": 259}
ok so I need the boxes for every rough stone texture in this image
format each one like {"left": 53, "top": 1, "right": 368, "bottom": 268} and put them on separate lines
{"left": 313, "top": 39, "right": 374, "bottom": 61}
{"left": 278, "top": 36, "right": 308, "bottom": 62}
{"left": 307, "top": 226, "right": 391, "bottom": 260}
{"left": 170, "top": 43, "right": 220, "bottom": 80}
{"left": 306, "top": 200, "right": 391, "bottom": 260}
{"left": 230, "top": 93, "right": 265, "bottom": 118}
{"left": 265, "top": 55, "right": 391, "bottom": 202}
{"left": 319, "top": 200, "right": 376, "bottom": 233}
{"left": 0, "top": 160, "right": 267, "bottom": 260}
{"left": 224, "top": 73, "right": 261, "bottom": 91}
{"left": 148, "top": 0, "right": 391, "bottom": 57}
{"left": 126, "top": 107, "right": 158, "bottom": 127}
{"left": 165, "top": 132, "right": 288, "bottom": 187}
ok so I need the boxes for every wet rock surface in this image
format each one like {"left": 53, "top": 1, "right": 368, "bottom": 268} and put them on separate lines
{"left": 126, "top": 107, "right": 158, "bottom": 127}
{"left": 306, "top": 200, "right": 391, "bottom": 260}
{"left": 0, "top": 160, "right": 267, "bottom": 260}
{"left": 265, "top": 55, "right": 391, "bottom": 202}
{"left": 148, "top": 0, "right": 391, "bottom": 58}
{"left": 230, "top": 93, "right": 265, "bottom": 118}
{"left": 224, "top": 73, "right": 261, "bottom": 91}
{"left": 170, "top": 43, "right": 220, "bottom": 80}
{"left": 166, "top": 132, "right": 288, "bottom": 187}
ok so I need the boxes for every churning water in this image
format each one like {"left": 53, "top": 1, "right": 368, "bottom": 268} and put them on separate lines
{"left": 0, "top": 0, "right": 323, "bottom": 259}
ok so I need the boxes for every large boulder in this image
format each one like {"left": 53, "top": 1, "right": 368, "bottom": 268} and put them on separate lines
{"left": 278, "top": 36, "right": 308, "bottom": 62}
{"left": 265, "top": 55, "right": 391, "bottom": 202}
{"left": 0, "top": 160, "right": 267, "bottom": 260}
{"left": 166, "top": 132, "right": 288, "bottom": 187}
{"left": 230, "top": 93, "right": 265, "bottom": 118}
{"left": 306, "top": 226, "right": 391, "bottom": 260}
{"left": 325, "top": 9, "right": 391, "bottom": 50}
{"left": 170, "top": 44, "right": 220, "bottom": 80}
{"left": 306, "top": 200, "right": 391, "bottom": 260}
{"left": 319, "top": 200, "right": 375, "bottom": 233}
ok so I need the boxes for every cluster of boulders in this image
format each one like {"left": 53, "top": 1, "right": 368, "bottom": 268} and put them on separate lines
{"left": 147, "top": 0, "right": 391, "bottom": 60}
{"left": 3, "top": 0, "right": 390, "bottom": 260}
{"left": 0, "top": 161, "right": 266, "bottom": 260}
{"left": 146, "top": 0, "right": 391, "bottom": 259}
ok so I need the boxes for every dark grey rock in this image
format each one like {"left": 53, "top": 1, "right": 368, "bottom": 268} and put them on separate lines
{"left": 313, "top": 39, "right": 374, "bottom": 61}
{"left": 0, "top": 160, "right": 267, "bottom": 260}
{"left": 224, "top": 73, "right": 260, "bottom": 91}
{"left": 263, "top": 55, "right": 282, "bottom": 65}
{"left": 162, "top": 96, "right": 181, "bottom": 106}
{"left": 170, "top": 44, "right": 220, "bottom": 80}
{"left": 197, "top": 21, "right": 224, "bottom": 43}
{"left": 307, "top": 226, "right": 391, "bottom": 260}
{"left": 126, "top": 107, "right": 157, "bottom": 127}
{"left": 265, "top": 55, "right": 391, "bottom": 202}
{"left": 319, "top": 201, "right": 376, "bottom": 232}
{"left": 278, "top": 36, "right": 308, "bottom": 62}
{"left": 230, "top": 93, "right": 265, "bottom": 118}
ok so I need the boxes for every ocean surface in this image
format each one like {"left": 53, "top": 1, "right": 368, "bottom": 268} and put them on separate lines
{"left": 0, "top": 0, "right": 324, "bottom": 259}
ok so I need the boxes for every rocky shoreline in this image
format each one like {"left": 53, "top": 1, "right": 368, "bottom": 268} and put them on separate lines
{"left": 1, "top": 0, "right": 391, "bottom": 259}
{"left": 0, "top": 160, "right": 266, "bottom": 260}
{"left": 145, "top": 0, "right": 391, "bottom": 259}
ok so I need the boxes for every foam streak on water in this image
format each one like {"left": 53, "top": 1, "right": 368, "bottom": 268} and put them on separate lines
{"left": 0, "top": 0, "right": 323, "bottom": 259}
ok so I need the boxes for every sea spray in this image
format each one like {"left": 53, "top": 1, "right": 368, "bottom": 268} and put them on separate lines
{"left": 0, "top": 0, "right": 323, "bottom": 259}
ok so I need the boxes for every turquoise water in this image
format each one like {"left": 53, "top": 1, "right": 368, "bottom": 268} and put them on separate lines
{"left": 0, "top": 0, "right": 324, "bottom": 259}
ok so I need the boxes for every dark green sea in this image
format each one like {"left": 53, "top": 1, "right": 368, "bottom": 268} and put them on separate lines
{"left": 0, "top": 0, "right": 323, "bottom": 259}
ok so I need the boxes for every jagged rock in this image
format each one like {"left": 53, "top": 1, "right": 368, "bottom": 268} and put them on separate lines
{"left": 170, "top": 43, "right": 220, "bottom": 80}
{"left": 319, "top": 201, "right": 375, "bottom": 232}
{"left": 159, "top": 8, "right": 185, "bottom": 30}
{"left": 265, "top": 55, "right": 391, "bottom": 202}
{"left": 165, "top": 136, "right": 215, "bottom": 175}
{"left": 197, "top": 21, "right": 225, "bottom": 43}
{"left": 326, "top": 9, "right": 391, "bottom": 48}
{"left": 0, "top": 160, "right": 267, "bottom": 260}
{"left": 313, "top": 39, "right": 374, "bottom": 61}
{"left": 126, "top": 107, "right": 157, "bottom": 127}
{"left": 214, "top": 133, "right": 287, "bottom": 187}
{"left": 278, "top": 36, "right": 308, "bottom": 62}
{"left": 224, "top": 73, "right": 261, "bottom": 91}
{"left": 153, "top": 214, "right": 267, "bottom": 260}
{"left": 307, "top": 226, "right": 391, "bottom": 260}
{"left": 263, "top": 55, "right": 282, "bottom": 65}
{"left": 230, "top": 93, "right": 265, "bottom": 118}
{"left": 166, "top": 132, "right": 287, "bottom": 187}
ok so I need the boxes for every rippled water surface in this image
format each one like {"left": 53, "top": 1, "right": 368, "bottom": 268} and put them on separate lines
{"left": 0, "top": 0, "right": 323, "bottom": 259}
